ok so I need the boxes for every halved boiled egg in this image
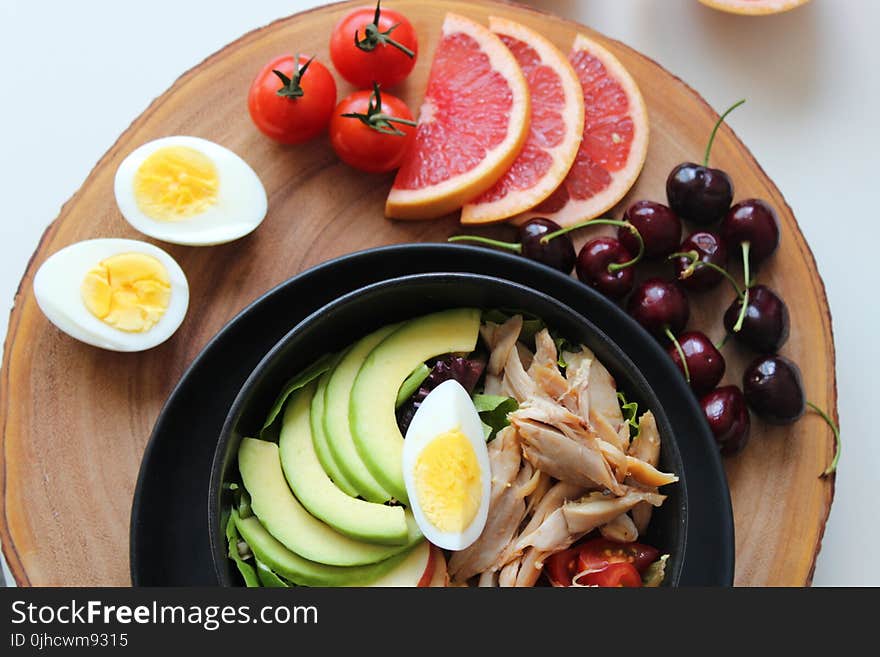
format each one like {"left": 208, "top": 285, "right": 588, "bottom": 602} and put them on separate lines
{"left": 114, "top": 136, "right": 267, "bottom": 246}
{"left": 33, "top": 238, "right": 189, "bottom": 351}
{"left": 402, "top": 379, "right": 491, "bottom": 551}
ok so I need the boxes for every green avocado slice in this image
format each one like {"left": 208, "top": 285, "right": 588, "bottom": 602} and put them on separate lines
{"left": 233, "top": 510, "right": 415, "bottom": 587}
{"left": 280, "top": 384, "right": 410, "bottom": 545}
{"left": 238, "top": 437, "right": 418, "bottom": 566}
{"left": 323, "top": 324, "right": 400, "bottom": 502}
{"left": 350, "top": 308, "right": 481, "bottom": 503}
{"left": 309, "top": 370, "right": 359, "bottom": 497}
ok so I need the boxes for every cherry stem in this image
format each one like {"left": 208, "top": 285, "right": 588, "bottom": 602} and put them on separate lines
{"left": 540, "top": 218, "right": 644, "bottom": 273}
{"left": 807, "top": 402, "right": 840, "bottom": 478}
{"left": 715, "top": 333, "right": 729, "bottom": 350}
{"left": 665, "top": 327, "right": 690, "bottom": 383}
{"left": 703, "top": 99, "right": 746, "bottom": 167}
{"left": 667, "top": 250, "right": 743, "bottom": 296}
{"left": 448, "top": 235, "right": 522, "bottom": 254}
{"left": 732, "top": 241, "right": 751, "bottom": 333}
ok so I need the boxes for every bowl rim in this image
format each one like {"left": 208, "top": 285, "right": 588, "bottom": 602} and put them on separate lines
{"left": 207, "top": 270, "right": 690, "bottom": 587}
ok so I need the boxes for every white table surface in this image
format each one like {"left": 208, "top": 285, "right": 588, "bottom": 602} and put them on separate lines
{"left": 1, "top": 0, "right": 876, "bottom": 586}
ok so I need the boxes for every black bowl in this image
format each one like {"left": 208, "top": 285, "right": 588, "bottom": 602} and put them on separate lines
{"left": 209, "top": 272, "right": 690, "bottom": 586}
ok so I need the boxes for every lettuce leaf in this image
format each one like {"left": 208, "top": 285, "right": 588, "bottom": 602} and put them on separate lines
{"left": 617, "top": 391, "right": 641, "bottom": 440}
{"left": 259, "top": 352, "right": 336, "bottom": 440}
{"left": 481, "top": 309, "right": 545, "bottom": 341}
{"left": 395, "top": 363, "right": 431, "bottom": 409}
{"left": 473, "top": 394, "right": 518, "bottom": 441}
{"left": 642, "top": 554, "right": 670, "bottom": 587}
{"left": 226, "top": 512, "right": 260, "bottom": 587}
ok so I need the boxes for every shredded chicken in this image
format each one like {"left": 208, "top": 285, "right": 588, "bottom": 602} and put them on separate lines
{"left": 563, "top": 349, "right": 593, "bottom": 418}
{"left": 498, "top": 559, "right": 519, "bottom": 587}
{"left": 523, "top": 471, "right": 553, "bottom": 519}
{"left": 513, "top": 490, "right": 666, "bottom": 554}
{"left": 514, "top": 417, "right": 623, "bottom": 495}
{"left": 600, "top": 512, "right": 639, "bottom": 543}
{"left": 529, "top": 330, "right": 578, "bottom": 410}
{"left": 448, "top": 428, "right": 532, "bottom": 582}
{"left": 478, "top": 570, "right": 498, "bottom": 587}
{"left": 514, "top": 548, "right": 547, "bottom": 587}
{"left": 450, "top": 321, "right": 676, "bottom": 587}
{"left": 484, "top": 315, "right": 523, "bottom": 376}
{"left": 627, "top": 411, "right": 662, "bottom": 535}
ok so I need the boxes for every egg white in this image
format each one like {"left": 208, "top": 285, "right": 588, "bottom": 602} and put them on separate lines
{"left": 33, "top": 238, "right": 189, "bottom": 352}
{"left": 114, "top": 136, "right": 268, "bottom": 246}
{"left": 402, "top": 379, "right": 491, "bottom": 551}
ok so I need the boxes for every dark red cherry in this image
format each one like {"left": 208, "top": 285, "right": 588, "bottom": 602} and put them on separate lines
{"left": 576, "top": 238, "right": 635, "bottom": 300}
{"left": 742, "top": 355, "right": 805, "bottom": 425}
{"left": 666, "top": 331, "right": 726, "bottom": 395}
{"left": 666, "top": 163, "right": 733, "bottom": 226}
{"left": 671, "top": 231, "right": 729, "bottom": 292}
{"left": 723, "top": 285, "right": 790, "bottom": 352}
{"left": 619, "top": 201, "right": 682, "bottom": 259}
{"left": 700, "top": 386, "right": 751, "bottom": 455}
{"left": 720, "top": 199, "right": 780, "bottom": 266}
{"left": 627, "top": 278, "right": 690, "bottom": 339}
{"left": 519, "top": 218, "right": 576, "bottom": 273}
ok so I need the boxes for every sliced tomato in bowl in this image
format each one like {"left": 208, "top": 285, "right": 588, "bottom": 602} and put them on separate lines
{"left": 545, "top": 537, "right": 660, "bottom": 587}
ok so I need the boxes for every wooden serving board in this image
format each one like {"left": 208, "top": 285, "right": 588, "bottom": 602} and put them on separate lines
{"left": 0, "top": 0, "right": 835, "bottom": 586}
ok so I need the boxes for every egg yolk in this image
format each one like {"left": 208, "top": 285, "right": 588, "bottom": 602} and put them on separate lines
{"left": 413, "top": 429, "right": 482, "bottom": 533}
{"left": 133, "top": 146, "right": 219, "bottom": 221}
{"left": 81, "top": 253, "right": 171, "bottom": 332}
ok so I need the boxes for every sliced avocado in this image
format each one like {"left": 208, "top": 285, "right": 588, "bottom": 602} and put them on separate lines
{"left": 323, "top": 324, "right": 400, "bottom": 502}
{"left": 280, "top": 384, "right": 410, "bottom": 545}
{"left": 238, "top": 437, "right": 419, "bottom": 566}
{"left": 233, "top": 510, "right": 416, "bottom": 587}
{"left": 309, "top": 370, "right": 359, "bottom": 497}
{"left": 350, "top": 308, "right": 481, "bottom": 502}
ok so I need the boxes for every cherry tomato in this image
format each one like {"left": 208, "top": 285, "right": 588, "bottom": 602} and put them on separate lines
{"left": 248, "top": 55, "right": 337, "bottom": 144}
{"left": 330, "top": 1, "right": 418, "bottom": 88}
{"left": 577, "top": 562, "right": 642, "bottom": 587}
{"left": 545, "top": 548, "right": 579, "bottom": 587}
{"left": 576, "top": 538, "right": 660, "bottom": 575}
{"left": 329, "top": 84, "right": 416, "bottom": 173}
{"left": 545, "top": 538, "right": 660, "bottom": 587}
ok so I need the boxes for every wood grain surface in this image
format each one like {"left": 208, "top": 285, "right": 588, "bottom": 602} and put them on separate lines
{"left": 0, "top": 0, "right": 835, "bottom": 586}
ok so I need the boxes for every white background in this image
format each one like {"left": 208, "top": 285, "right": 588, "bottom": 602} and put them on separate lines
{"left": 0, "top": 0, "right": 877, "bottom": 585}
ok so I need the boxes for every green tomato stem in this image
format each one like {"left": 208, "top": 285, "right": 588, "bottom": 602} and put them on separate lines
{"left": 732, "top": 241, "right": 751, "bottom": 333}
{"left": 448, "top": 235, "right": 522, "bottom": 254}
{"left": 665, "top": 326, "right": 690, "bottom": 384}
{"left": 703, "top": 99, "right": 746, "bottom": 167}
{"left": 807, "top": 402, "right": 841, "bottom": 478}
{"left": 355, "top": 1, "right": 415, "bottom": 57}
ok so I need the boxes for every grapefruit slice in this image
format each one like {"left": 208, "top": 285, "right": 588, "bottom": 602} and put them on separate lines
{"left": 514, "top": 33, "right": 648, "bottom": 227}
{"left": 460, "top": 17, "right": 584, "bottom": 225}
{"left": 698, "top": 0, "right": 809, "bottom": 15}
{"left": 386, "top": 13, "right": 530, "bottom": 220}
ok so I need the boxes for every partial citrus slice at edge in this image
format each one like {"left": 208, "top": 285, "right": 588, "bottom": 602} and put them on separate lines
{"left": 698, "top": 0, "right": 810, "bottom": 15}
{"left": 386, "top": 13, "right": 530, "bottom": 221}
{"left": 513, "top": 33, "right": 649, "bottom": 227}
{"left": 460, "top": 17, "right": 585, "bottom": 225}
